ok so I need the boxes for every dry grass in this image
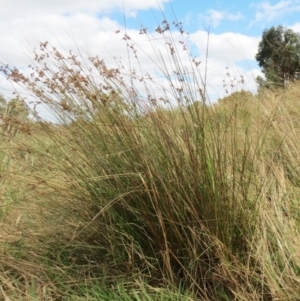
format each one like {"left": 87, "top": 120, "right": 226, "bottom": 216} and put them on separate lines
{"left": 0, "top": 18, "right": 300, "bottom": 300}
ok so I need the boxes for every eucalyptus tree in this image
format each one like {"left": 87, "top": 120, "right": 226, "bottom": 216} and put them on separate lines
{"left": 256, "top": 25, "right": 300, "bottom": 87}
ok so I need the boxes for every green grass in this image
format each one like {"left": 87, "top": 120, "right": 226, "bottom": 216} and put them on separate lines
{"left": 0, "top": 18, "right": 300, "bottom": 300}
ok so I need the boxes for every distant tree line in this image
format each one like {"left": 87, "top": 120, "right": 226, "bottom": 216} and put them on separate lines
{"left": 0, "top": 94, "right": 30, "bottom": 134}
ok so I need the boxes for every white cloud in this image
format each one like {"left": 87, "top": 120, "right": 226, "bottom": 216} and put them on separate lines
{"left": 252, "top": 0, "right": 300, "bottom": 23}
{"left": 189, "top": 31, "right": 259, "bottom": 63}
{"left": 0, "top": 10, "right": 194, "bottom": 103}
{"left": 201, "top": 9, "right": 243, "bottom": 27}
{"left": 0, "top": 0, "right": 261, "bottom": 114}
{"left": 0, "top": 0, "right": 168, "bottom": 67}
{"left": 290, "top": 22, "right": 300, "bottom": 32}
{"left": 0, "top": 0, "right": 168, "bottom": 20}
{"left": 188, "top": 31, "right": 261, "bottom": 99}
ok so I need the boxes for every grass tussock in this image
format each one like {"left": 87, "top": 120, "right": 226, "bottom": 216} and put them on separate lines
{"left": 0, "top": 19, "right": 300, "bottom": 300}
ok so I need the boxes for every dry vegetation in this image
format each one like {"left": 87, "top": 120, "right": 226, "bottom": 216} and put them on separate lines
{"left": 0, "top": 18, "right": 300, "bottom": 300}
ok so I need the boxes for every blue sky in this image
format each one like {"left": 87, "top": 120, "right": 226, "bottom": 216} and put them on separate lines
{"left": 1, "top": 0, "right": 300, "bottom": 106}
{"left": 109, "top": 0, "right": 300, "bottom": 35}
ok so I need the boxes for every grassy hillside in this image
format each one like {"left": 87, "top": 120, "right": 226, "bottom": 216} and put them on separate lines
{"left": 1, "top": 23, "right": 300, "bottom": 300}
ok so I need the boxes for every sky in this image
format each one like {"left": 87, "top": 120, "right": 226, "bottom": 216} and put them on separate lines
{"left": 1, "top": 0, "right": 300, "bottom": 111}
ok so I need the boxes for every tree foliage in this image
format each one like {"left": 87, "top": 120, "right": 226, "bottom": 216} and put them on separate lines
{"left": 0, "top": 96, "right": 29, "bottom": 119}
{"left": 0, "top": 95, "right": 30, "bottom": 133}
{"left": 256, "top": 25, "right": 300, "bottom": 87}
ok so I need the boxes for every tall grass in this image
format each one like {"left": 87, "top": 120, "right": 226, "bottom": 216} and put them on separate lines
{"left": 0, "top": 18, "right": 300, "bottom": 300}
